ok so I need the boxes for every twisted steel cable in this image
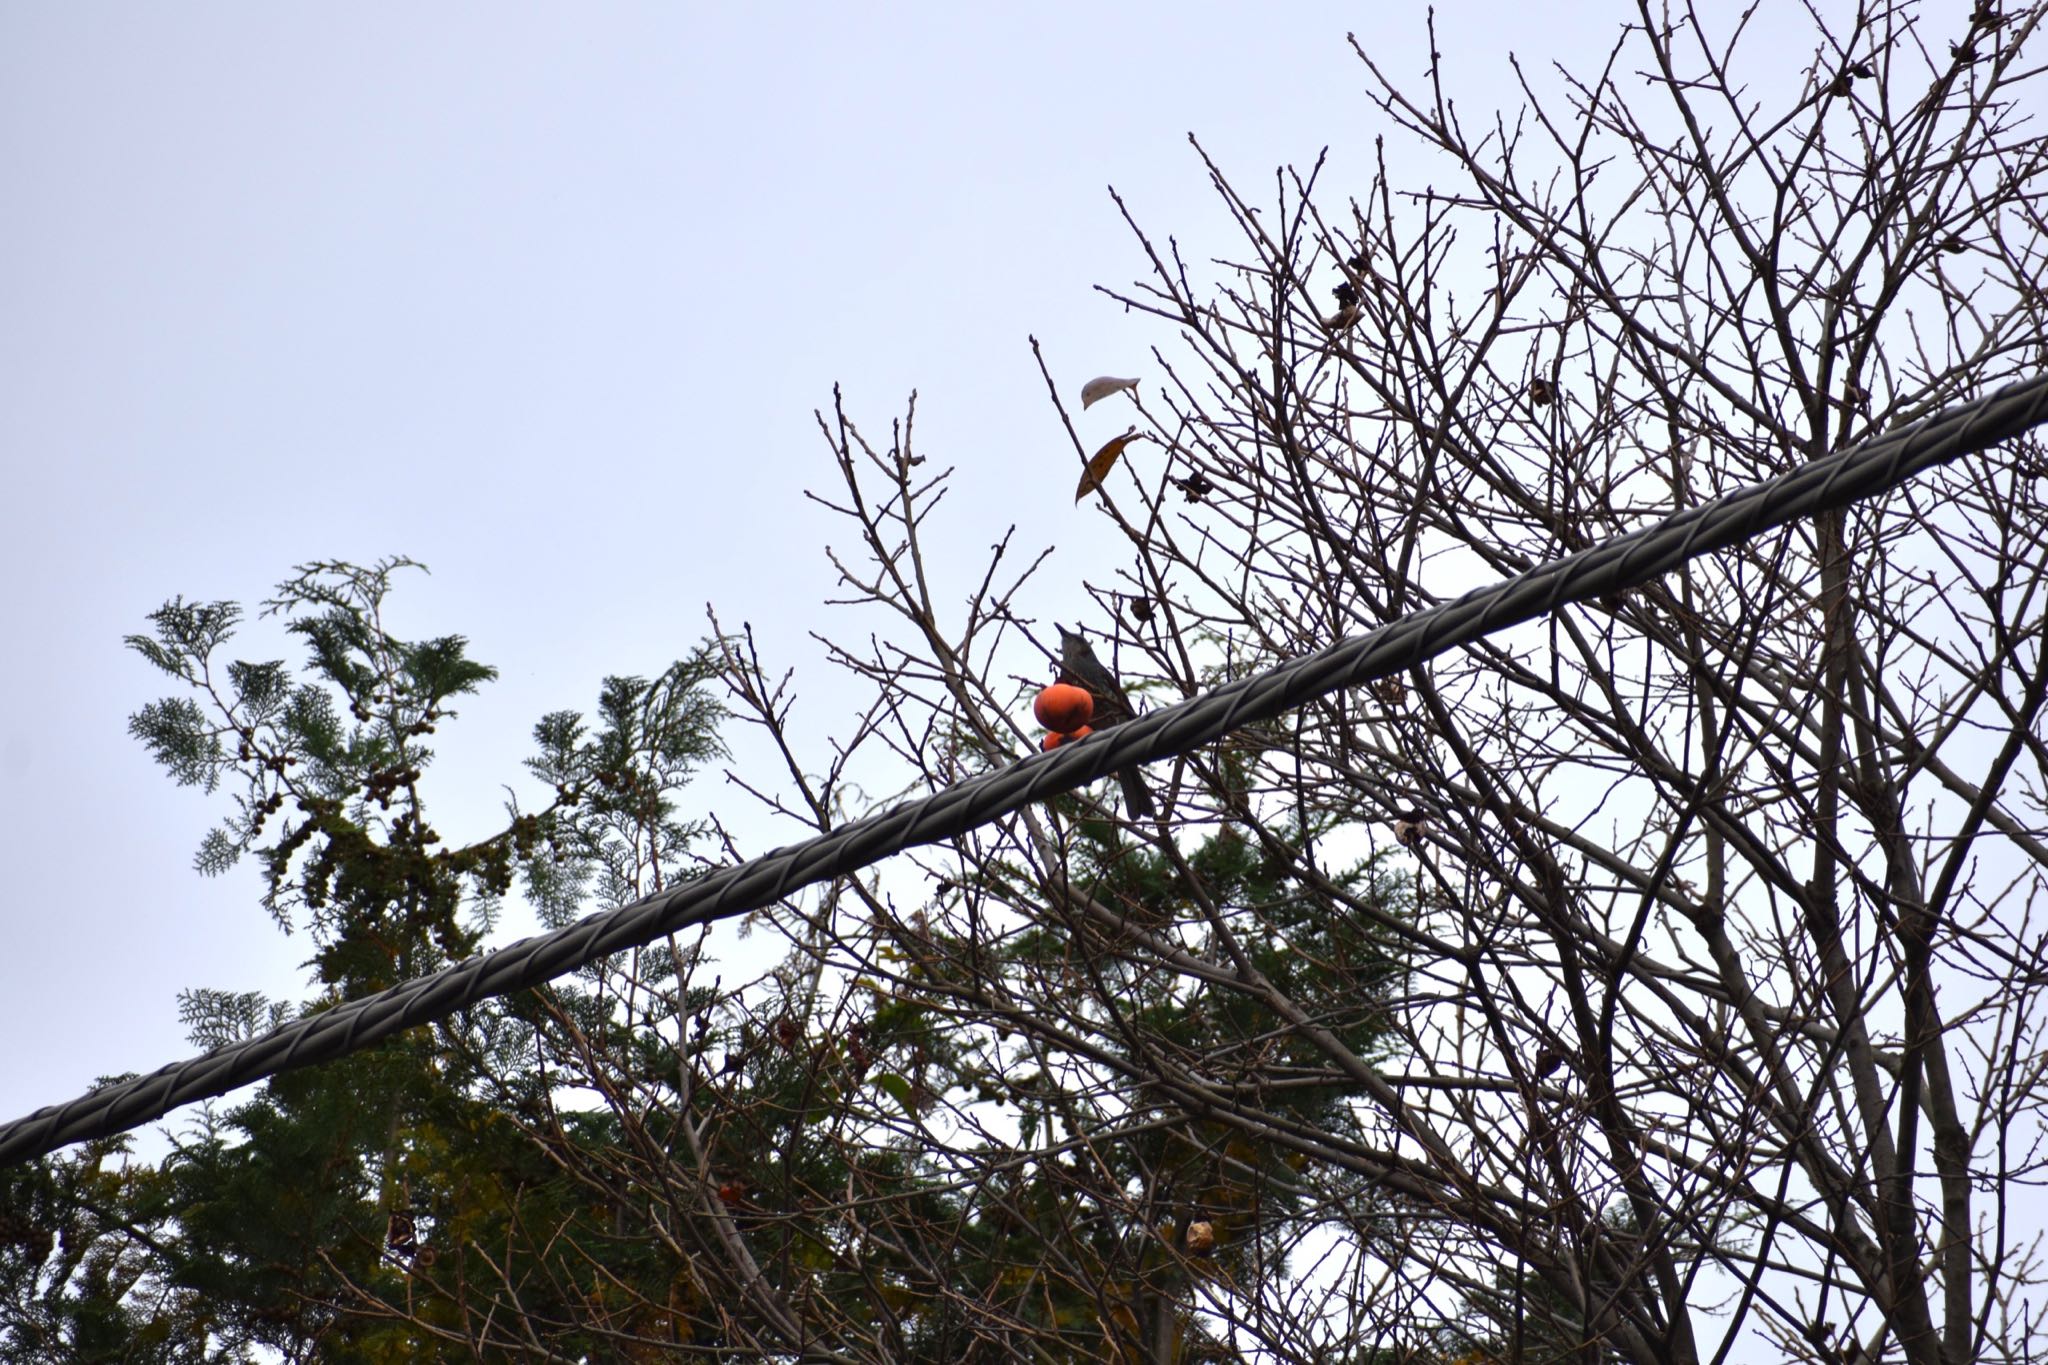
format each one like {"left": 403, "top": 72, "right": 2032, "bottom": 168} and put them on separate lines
{"left": 5, "top": 374, "right": 2047, "bottom": 1168}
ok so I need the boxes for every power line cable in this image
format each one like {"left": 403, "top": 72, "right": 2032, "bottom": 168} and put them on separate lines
{"left": 4, "top": 373, "right": 2046, "bottom": 1168}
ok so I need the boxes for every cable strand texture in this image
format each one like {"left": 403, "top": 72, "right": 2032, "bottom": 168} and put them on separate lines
{"left": 4, "top": 373, "right": 2046, "bottom": 1167}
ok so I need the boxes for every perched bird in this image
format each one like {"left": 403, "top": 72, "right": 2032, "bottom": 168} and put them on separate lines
{"left": 1057, "top": 625, "right": 1158, "bottom": 819}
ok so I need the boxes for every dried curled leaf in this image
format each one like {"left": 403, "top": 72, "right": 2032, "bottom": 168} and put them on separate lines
{"left": 1080, "top": 375, "right": 1139, "bottom": 409}
{"left": 1075, "top": 430, "right": 1141, "bottom": 502}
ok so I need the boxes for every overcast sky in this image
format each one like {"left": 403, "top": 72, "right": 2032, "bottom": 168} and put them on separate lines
{"left": 0, "top": 4, "right": 1621, "bottom": 1143}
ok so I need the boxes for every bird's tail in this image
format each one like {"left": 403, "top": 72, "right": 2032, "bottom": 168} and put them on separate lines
{"left": 1118, "top": 768, "right": 1157, "bottom": 820}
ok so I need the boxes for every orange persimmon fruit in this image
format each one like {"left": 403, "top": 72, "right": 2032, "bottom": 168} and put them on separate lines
{"left": 1041, "top": 725, "right": 1094, "bottom": 751}
{"left": 1033, "top": 682, "right": 1094, "bottom": 733}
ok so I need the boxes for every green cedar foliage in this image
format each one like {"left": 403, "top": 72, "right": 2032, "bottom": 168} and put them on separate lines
{"left": 8, "top": 559, "right": 731, "bottom": 1361}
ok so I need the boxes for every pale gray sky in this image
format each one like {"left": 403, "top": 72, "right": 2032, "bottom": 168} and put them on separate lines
{"left": 0, "top": 4, "right": 1607, "bottom": 1136}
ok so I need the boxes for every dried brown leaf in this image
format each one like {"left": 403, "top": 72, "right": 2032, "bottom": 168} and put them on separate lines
{"left": 1075, "top": 430, "right": 1141, "bottom": 501}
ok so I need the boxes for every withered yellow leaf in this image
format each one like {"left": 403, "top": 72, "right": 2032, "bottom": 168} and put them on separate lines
{"left": 1080, "top": 375, "right": 1139, "bottom": 409}
{"left": 1075, "top": 430, "right": 1142, "bottom": 502}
